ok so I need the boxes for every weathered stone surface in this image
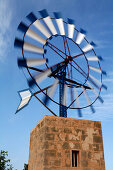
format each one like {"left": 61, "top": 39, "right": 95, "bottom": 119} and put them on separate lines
{"left": 81, "top": 151, "right": 87, "bottom": 160}
{"left": 93, "top": 144, "right": 99, "bottom": 151}
{"left": 81, "top": 135, "right": 88, "bottom": 141}
{"left": 62, "top": 142, "right": 70, "bottom": 149}
{"left": 81, "top": 160, "right": 88, "bottom": 167}
{"left": 28, "top": 115, "right": 105, "bottom": 170}
{"left": 100, "top": 144, "right": 104, "bottom": 151}
{"left": 45, "top": 150, "right": 56, "bottom": 157}
{"left": 45, "top": 133, "right": 55, "bottom": 140}
{"left": 50, "top": 160, "right": 61, "bottom": 166}
{"left": 93, "top": 136, "right": 102, "bottom": 143}
{"left": 69, "top": 134, "right": 80, "bottom": 141}
{"left": 64, "top": 128, "right": 72, "bottom": 133}
{"left": 94, "top": 121, "right": 101, "bottom": 128}
{"left": 88, "top": 151, "right": 92, "bottom": 159}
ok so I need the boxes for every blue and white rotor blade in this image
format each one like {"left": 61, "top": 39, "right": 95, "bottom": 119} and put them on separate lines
{"left": 81, "top": 86, "right": 95, "bottom": 113}
{"left": 89, "top": 66, "right": 107, "bottom": 75}
{"left": 89, "top": 74, "right": 107, "bottom": 90}
{"left": 87, "top": 56, "right": 103, "bottom": 61}
{"left": 67, "top": 18, "right": 75, "bottom": 39}
{"left": 18, "top": 58, "right": 47, "bottom": 68}
{"left": 86, "top": 81, "right": 104, "bottom": 103}
{"left": 14, "top": 38, "right": 45, "bottom": 54}
{"left": 89, "top": 74, "right": 101, "bottom": 86}
{"left": 18, "top": 22, "right": 46, "bottom": 45}
{"left": 87, "top": 56, "right": 99, "bottom": 61}
{"left": 54, "top": 12, "right": 65, "bottom": 35}
{"left": 16, "top": 89, "right": 32, "bottom": 113}
{"left": 74, "top": 87, "right": 82, "bottom": 117}
{"left": 82, "top": 42, "right": 96, "bottom": 53}
{"left": 43, "top": 78, "right": 59, "bottom": 105}
{"left": 75, "top": 29, "right": 86, "bottom": 45}
{"left": 28, "top": 68, "right": 52, "bottom": 87}
{"left": 39, "top": 9, "right": 57, "bottom": 36}
{"left": 26, "top": 12, "right": 51, "bottom": 38}
{"left": 89, "top": 66, "right": 101, "bottom": 74}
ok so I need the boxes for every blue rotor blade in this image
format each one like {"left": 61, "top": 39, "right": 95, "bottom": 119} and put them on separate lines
{"left": 43, "top": 95, "right": 50, "bottom": 106}
{"left": 90, "top": 105, "right": 95, "bottom": 113}
{"left": 18, "top": 59, "right": 27, "bottom": 68}
{"left": 54, "top": 12, "right": 62, "bottom": 19}
{"left": 80, "top": 28, "right": 87, "bottom": 34}
{"left": 67, "top": 18, "right": 75, "bottom": 25}
{"left": 102, "top": 84, "right": 107, "bottom": 90}
{"left": 18, "top": 22, "right": 28, "bottom": 33}
{"left": 98, "top": 96, "right": 104, "bottom": 103}
{"left": 102, "top": 70, "right": 107, "bottom": 75}
{"left": 78, "top": 109, "right": 82, "bottom": 117}
{"left": 39, "top": 9, "right": 49, "bottom": 18}
{"left": 98, "top": 56, "right": 103, "bottom": 61}
{"left": 26, "top": 12, "right": 37, "bottom": 23}
{"left": 90, "top": 41, "right": 96, "bottom": 47}
{"left": 28, "top": 79, "right": 36, "bottom": 87}
{"left": 14, "top": 38, "right": 23, "bottom": 48}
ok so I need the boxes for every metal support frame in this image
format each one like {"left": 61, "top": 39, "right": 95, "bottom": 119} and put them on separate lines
{"left": 59, "top": 64, "right": 67, "bottom": 117}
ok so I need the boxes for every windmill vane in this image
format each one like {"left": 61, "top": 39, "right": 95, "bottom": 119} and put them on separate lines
{"left": 14, "top": 9, "right": 107, "bottom": 117}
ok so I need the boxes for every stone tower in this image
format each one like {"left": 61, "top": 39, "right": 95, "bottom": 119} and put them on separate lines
{"left": 28, "top": 115, "right": 105, "bottom": 170}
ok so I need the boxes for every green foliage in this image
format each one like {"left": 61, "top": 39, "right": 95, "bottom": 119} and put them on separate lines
{"left": 0, "top": 150, "right": 13, "bottom": 170}
{"left": 23, "top": 164, "right": 28, "bottom": 170}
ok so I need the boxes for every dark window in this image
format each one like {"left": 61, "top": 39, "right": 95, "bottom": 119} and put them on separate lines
{"left": 72, "top": 150, "right": 79, "bottom": 167}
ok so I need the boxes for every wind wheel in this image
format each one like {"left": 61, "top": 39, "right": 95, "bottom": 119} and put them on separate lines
{"left": 14, "top": 9, "right": 107, "bottom": 117}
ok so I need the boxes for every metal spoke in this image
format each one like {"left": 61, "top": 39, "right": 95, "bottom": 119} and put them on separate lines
{"left": 48, "top": 41, "right": 69, "bottom": 57}
{"left": 67, "top": 89, "right": 85, "bottom": 108}
{"left": 33, "top": 84, "right": 53, "bottom": 95}
{"left": 34, "top": 94, "right": 57, "bottom": 116}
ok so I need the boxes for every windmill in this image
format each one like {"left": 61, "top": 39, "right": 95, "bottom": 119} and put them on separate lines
{"left": 14, "top": 9, "right": 107, "bottom": 118}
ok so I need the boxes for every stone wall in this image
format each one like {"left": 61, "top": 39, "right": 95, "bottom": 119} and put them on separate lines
{"left": 28, "top": 115, "right": 105, "bottom": 170}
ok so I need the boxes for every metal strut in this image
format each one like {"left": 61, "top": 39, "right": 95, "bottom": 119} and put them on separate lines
{"left": 59, "top": 64, "right": 67, "bottom": 117}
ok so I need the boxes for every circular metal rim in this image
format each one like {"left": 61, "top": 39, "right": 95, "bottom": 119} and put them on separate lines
{"left": 21, "top": 17, "right": 102, "bottom": 110}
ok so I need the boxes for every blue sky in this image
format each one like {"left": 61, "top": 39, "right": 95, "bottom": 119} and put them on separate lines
{"left": 0, "top": 0, "right": 113, "bottom": 169}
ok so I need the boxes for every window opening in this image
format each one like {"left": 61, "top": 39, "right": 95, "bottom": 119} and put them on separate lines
{"left": 72, "top": 150, "right": 79, "bottom": 167}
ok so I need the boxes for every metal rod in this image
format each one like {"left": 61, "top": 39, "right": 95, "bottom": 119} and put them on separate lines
{"left": 34, "top": 94, "right": 57, "bottom": 116}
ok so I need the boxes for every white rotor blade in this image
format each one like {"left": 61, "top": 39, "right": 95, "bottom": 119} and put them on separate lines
{"left": 27, "top": 58, "right": 47, "bottom": 66}
{"left": 26, "top": 12, "right": 51, "bottom": 38}
{"left": 86, "top": 81, "right": 98, "bottom": 97}
{"left": 75, "top": 29, "right": 86, "bottom": 45}
{"left": 16, "top": 89, "right": 32, "bottom": 112}
{"left": 17, "top": 22, "right": 46, "bottom": 45}
{"left": 33, "top": 19, "right": 51, "bottom": 38}
{"left": 26, "top": 29, "right": 46, "bottom": 45}
{"left": 89, "top": 74, "right": 101, "bottom": 86}
{"left": 67, "top": 19, "right": 75, "bottom": 39}
{"left": 34, "top": 69, "right": 52, "bottom": 84}
{"left": 89, "top": 66, "right": 101, "bottom": 73}
{"left": 82, "top": 42, "right": 95, "bottom": 53}
{"left": 74, "top": 88, "right": 82, "bottom": 117}
{"left": 56, "top": 18, "right": 65, "bottom": 35}
{"left": 54, "top": 12, "right": 65, "bottom": 35}
{"left": 81, "top": 86, "right": 95, "bottom": 113}
{"left": 23, "top": 42, "right": 44, "bottom": 54}
{"left": 86, "top": 82, "right": 104, "bottom": 104}
{"left": 48, "top": 79, "right": 59, "bottom": 98}
{"left": 81, "top": 86, "right": 91, "bottom": 105}
{"left": 87, "top": 56, "right": 99, "bottom": 61}
{"left": 62, "top": 84, "right": 67, "bottom": 106}
{"left": 39, "top": 9, "right": 57, "bottom": 35}
{"left": 14, "top": 38, "right": 45, "bottom": 54}
{"left": 74, "top": 88, "right": 81, "bottom": 108}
